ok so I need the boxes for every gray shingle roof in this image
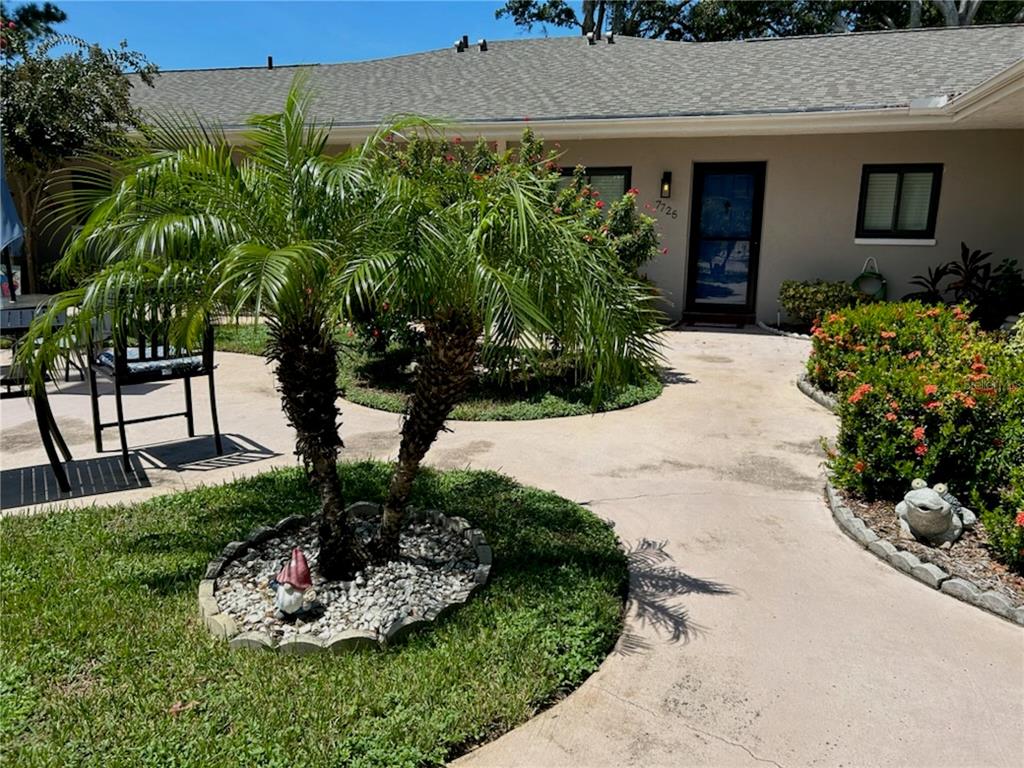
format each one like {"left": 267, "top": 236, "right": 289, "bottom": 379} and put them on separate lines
{"left": 130, "top": 25, "right": 1024, "bottom": 128}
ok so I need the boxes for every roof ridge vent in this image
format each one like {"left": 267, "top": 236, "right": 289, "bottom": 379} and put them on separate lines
{"left": 478, "top": 38, "right": 488, "bottom": 52}
{"left": 454, "top": 34, "right": 469, "bottom": 53}
{"left": 586, "top": 31, "right": 596, "bottom": 45}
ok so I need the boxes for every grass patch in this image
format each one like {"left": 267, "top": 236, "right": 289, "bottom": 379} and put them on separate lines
{"left": 214, "top": 323, "right": 663, "bottom": 421}
{"left": 0, "top": 463, "right": 627, "bottom": 768}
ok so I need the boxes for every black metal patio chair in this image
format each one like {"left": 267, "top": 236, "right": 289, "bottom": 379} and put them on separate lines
{"left": 88, "top": 312, "right": 222, "bottom": 471}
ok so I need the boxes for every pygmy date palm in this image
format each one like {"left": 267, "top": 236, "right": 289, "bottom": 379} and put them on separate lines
{"left": 341, "top": 134, "right": 665, "bottom": 558}
{"left": 22, "top": 81, "right": 399, "bottom": 579}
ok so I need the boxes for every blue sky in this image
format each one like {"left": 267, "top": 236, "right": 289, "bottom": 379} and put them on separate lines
{"left": 55, "top": 1, "right": 578, "bottom": 70}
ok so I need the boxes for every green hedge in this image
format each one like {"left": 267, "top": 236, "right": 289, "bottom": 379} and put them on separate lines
{"left": 778, "top": 279, "right": 860, "bottom": 330}
{"left": 809, "top": 302, "right": 1024, "bottom": 567}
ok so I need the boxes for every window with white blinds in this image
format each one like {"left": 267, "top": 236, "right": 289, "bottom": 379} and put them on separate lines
{"left": 558, "top": 167, "right": 631, "bottom": 207}
{"left": 856, "top": 164, "right": 942, "bottom": 239}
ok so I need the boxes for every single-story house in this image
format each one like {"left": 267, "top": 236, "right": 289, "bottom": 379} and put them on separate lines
{"left": 131, "top": 25, "right": 1024, "bottom": 324}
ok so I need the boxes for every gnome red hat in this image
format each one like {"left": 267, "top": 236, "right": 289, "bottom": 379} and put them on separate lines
{"left": 276, "top": 547, "right": 312, "bottom": 590}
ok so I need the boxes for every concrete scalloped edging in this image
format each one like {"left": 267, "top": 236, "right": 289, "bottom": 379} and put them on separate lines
{"left": 825, "top": 480, "right": 1024, "bottom": 627}
{"left": 198, "top": 503, "right": 493, "bottom": 654}
{"left": 796, "top": 372, "right": 838, "bottom": 413}
{"left": 756, "top": 320, "right": 812, "bottom": 340}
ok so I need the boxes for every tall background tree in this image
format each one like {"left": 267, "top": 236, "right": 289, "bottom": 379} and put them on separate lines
{"left": 0, "top": 3, "right": 156, "bottom": 292}
{"left": 497, "top": 0, "right": 1024, "bottom": 41}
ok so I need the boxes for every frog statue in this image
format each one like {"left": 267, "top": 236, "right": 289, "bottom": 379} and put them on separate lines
{"left": 896, "top": 479, "right": 977, "bottom": 548}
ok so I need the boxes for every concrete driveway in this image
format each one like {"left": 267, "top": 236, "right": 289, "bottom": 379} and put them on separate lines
{"left": 1, "top": 329, "right": 1021, "bottom": 767}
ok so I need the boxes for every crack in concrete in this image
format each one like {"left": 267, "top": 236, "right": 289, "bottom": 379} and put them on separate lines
{"left": 593, "top": 684, "right": 786, "bottom": 768}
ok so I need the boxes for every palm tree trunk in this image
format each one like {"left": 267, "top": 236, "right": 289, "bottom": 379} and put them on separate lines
{"left": 269, "top": 317, "right": 364, "bottom": 580}
{"left": 375, "top": 317, "right": 479, "bottom": 559}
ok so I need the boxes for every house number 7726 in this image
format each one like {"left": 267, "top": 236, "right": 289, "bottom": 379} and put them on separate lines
{"left": 652, "top": 199, "right": 678, "bottom": 219}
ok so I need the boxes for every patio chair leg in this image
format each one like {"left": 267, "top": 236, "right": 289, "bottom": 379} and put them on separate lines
{"left": 114, "top": 380, "right": 131, "bottom": 472}
{"left": 88, "top": 364, "right": 103, "bottom": 452}
{"left": 208, "top": 371, "right": 223, "bottom": 456}
{"left": 183, "top": 376, "right": 195, "bottom": 437}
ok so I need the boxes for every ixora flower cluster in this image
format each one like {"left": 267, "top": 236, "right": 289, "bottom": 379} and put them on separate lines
{"left": 198, "top": 504, "right": 492, "bottom": 654}
{"left": 808, "top": 301, "right": 1024, "bottom": 567}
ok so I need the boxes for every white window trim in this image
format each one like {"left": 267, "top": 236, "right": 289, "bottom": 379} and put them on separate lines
{"left": 854, "top": 237, "right": 936, "bottom": 246}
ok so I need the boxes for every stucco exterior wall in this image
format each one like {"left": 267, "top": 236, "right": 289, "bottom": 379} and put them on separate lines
{"left": 553, "top": 130, "right": 1024, "bottom": 322}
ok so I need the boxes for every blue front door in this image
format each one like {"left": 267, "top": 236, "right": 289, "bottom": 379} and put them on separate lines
{"left": 686, "top": 162, "right": 766, "bottom": 317}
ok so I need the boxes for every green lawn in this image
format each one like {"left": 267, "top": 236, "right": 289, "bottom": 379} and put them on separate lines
{"left": 214, "top": 323, "right": 663, "bottom": 421}
{"left": 0, "top": 463, "right": 627, "bottom": 768}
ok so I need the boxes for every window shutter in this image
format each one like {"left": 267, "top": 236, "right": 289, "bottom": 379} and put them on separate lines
{"left": 862, "top": 172, "right": 898, "bottom": 231}
{"left": 896, "top": 172, "right": 934, "bottom": 231}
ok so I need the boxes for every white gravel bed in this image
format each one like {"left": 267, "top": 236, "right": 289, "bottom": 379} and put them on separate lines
{"left": 215, "top": 518, "right": 478, "bottom": 641}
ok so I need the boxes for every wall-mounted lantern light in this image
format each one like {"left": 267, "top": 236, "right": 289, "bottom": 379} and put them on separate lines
{"left": 660, "top": 171, "right": 672, "bottom": 198}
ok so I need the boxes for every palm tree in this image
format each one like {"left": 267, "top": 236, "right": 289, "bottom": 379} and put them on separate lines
{"left": 341, "top": 133, "right": 665, "bottom": 558}
{"left": 22, "top": 80, "right": 403, "bottom": 579}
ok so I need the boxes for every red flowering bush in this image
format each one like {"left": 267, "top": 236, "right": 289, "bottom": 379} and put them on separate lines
{"left": 807, "top": 301, "right": 977, "bottom": 394}
{"left": 829, "top": 345, "right": 1016, "bottom": 499}
{"left": 821, "top": 303, "right": 1024, "bottom": 568}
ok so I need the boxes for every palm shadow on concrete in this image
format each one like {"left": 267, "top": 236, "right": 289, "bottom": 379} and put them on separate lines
{"left": 661, "top": 368, "right": 697, "bottom": 386}
{"left": 616, "top": 538, "right": 734, "bottom": 655}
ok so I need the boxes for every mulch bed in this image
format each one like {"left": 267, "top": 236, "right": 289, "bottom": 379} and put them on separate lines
{"left": 845, "top": 493, "right": 1024, "bottom": 604}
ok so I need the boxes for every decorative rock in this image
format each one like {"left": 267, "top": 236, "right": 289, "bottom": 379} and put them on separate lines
{"left": 797, "top": 374, "right": 837, "bottom": 412}
{"left": 474, "top": 543, "right": 493, "bottom": 565}
{"left": 887, "top": 549, "right": 921, "bottom": 575}
{"left": 247, "top": 526, "right": 276, "bottom": 544}
{"left": 447, "top": 516, "right": 470, "bottom": 534}
{"left": 473, "top": 564, "right": 491, "bottom": 584}
{"left": 197, "top": 579, "right": 215, "bottom": 600}
{"left": 977, "top": 591, "right": 1015, "bottom": 620}
{"left": 466, "top": 528, "right": 485, "bottom": 546}
{"left": 326, "top": 630, "right": 378, "bottom": 653}
{"left": 845, "top": 518, "right": 878, "bottom": 547}
{"left": 222, "top": 541, "right": 247, "bottom": 559}
{"left": 832, "top": 503, "right": 857, "bottom": 529}
{"left": 867, "top": 539, "right": 898, "bottom": 559}
{"left": 384, "top": 616, "right": 428, "bottom": 645}
{"left": 204, "top": 559, "right": 226, "bottom": 579}
{"left": 940, "top": 577, "right": 981, "bottom": 602}
{"left": 277, "top": 636, "right": 325, "bottom": 656}
{"left": 198, "top": 596, "right": 220, "bottom": 619}
{"left": 206, "top": 612, "right": 237, "bottom": 639}
{"left": 229, "top": 631, "right": 276, "bottom": 651}
{"left": 1014, "top": 607, "right": 1024, "bottom": 627}
{"left": 910, "top": 562, "right": 949, "bottom": 589}
{"left": 274, "top": 514, "right": 308, "bottom": 531}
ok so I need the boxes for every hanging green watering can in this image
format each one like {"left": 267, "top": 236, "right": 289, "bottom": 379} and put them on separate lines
{"left": 853, "top": 257, "right": 887, "bottom": 301}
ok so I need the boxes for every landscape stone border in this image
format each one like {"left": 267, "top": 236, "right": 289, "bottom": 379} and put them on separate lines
{"left": 198, "top": 502, "right": 493, "bottom": 654}
{"left": 756, "top": 320, "right": 812, "bottom": 340}
{"left": 825, "top": 480, "right": 1024, "bottom": 627}
{"left": 796, "top": 372, "right": 838, "bottom": 412}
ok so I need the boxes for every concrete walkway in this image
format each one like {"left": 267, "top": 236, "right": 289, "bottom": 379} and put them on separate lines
{"left": 2, "top": 329, "right": 1021, "bottom": 767}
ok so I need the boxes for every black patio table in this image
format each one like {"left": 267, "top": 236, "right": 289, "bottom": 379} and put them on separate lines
{"left": 1, "top": 294, "right": 72, "bottom": 492}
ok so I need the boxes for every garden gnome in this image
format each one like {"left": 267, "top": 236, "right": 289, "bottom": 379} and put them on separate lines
{"left": 270, "top": 547, "right": 314, "bottom": 617}
{"left": 897, "top": 479, "right": 973, "bottom": 547}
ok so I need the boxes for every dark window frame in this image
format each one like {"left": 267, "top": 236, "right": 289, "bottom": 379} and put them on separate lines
{"left": 855, "top": 163, "right": 943, "bottom": 239}
{"left": 559, "top": 165, "right": 633, "bottom": 197}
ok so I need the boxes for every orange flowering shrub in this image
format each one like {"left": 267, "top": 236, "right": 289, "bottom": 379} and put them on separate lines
{"left": 820, "top": 303, "right": 1024, "bottom": 568}
{"left": 807, "top": 301, "right": 980, "bottom": 393}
